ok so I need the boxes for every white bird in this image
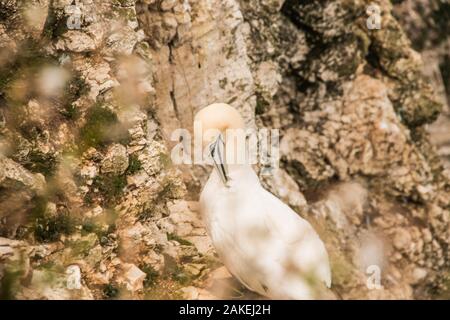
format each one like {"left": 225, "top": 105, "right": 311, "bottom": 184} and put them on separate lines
{"left": 196, "top": 103, "right": 332, "bottom": 300}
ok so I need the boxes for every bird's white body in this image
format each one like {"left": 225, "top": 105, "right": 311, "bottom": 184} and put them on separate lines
{"left": 200, "top": 164, "right": 332, "bottom": 300}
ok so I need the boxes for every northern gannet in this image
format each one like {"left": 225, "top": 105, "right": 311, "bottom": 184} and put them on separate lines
{"left": 196, "top": 103, "right": 332, "bottom": 300}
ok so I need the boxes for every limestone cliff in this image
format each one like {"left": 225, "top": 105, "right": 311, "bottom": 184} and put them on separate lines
{"left": 0, "top": 0, "right": 449, "bottom": 299}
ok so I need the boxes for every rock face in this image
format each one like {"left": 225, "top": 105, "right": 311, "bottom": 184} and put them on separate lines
{"left": 0, "top": 0, "right": 449, "bottom": 300}
{"left": 101, "top": 144, "right": 129, "bottom": 175}
{"left": 392, "top": 0, "right": 450, "bottom": 171}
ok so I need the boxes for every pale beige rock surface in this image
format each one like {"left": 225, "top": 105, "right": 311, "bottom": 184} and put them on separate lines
{"left": 0, "top": 0, "right": 449, "bottom": 300}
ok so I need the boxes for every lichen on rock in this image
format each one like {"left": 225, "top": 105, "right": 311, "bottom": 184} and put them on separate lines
{"left": 0, "top": 0, "right": 449, "bottom": 300}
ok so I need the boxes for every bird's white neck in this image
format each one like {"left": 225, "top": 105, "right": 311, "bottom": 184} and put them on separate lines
{"left": 211, "top": 164, "right": 260, "bottom": 189}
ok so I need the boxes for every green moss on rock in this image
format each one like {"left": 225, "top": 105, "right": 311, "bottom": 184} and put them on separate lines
{"left": 30, "top": 196, "right": 77, "bottom": 243}
{"left": 23, "top": 149, "right": 58, "bottom": 178}
{"left": 78, "top": 104, "right": 129, "bottom": 153}
{"left": 255, "top": 93, "right": 269, "bottom": 115}
{"left": 140, "top": 264, "right": 160, "bottom": 288}
{"left": 81, "top": 216, "right": 116, "bottom": 246}
{"left": 158, "top": 153, "right": 171, "bottom": 169}
{"left": 393, "top": 86, "right": 443, "bottom": 128}
{"left": 0, "top": 262, "right": 23, "bottom": 300}
{"left": 60, "top": 73, "right": 89, "bottom": 120}
{"left": 43, "top": 5, "right": 68, "bottom": 40}
{"left": 91, "top": 174, "right": 127, "bottom": 206}
{"left": 126, "top": 154, "right": 142, "bottom": 174}
{"left": 65, "top": 233, "right": 98, "bottom": 258}
{"left": 167, "top": 233, "right": 193, "bottom": 246}
{"left": 0, "top": 39, "right": 56, "bottom": 104}
{"left": 103, "top": 283, "right": 120, "bottom": 299}
{"left": 34, "top": 213, "right": 77, "bottom": 243}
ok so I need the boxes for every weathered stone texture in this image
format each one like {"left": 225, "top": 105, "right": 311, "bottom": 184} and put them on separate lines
{"left": 0, "top": 0, "right": 448, "bottom": 299}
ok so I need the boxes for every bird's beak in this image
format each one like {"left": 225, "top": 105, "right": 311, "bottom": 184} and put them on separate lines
{"left": 210, "top": 134, "right": 229, "bottom": 186}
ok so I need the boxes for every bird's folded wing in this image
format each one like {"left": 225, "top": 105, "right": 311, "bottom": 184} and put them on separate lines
{"left": 260, "top": 189, "right": 332, "bottom": 288}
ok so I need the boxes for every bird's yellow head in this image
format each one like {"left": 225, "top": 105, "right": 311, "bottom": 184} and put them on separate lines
{"left": 194, "top": 103, "right": 246, "bottom": 186}
{"left": 194, "top": 103, "right": 245, "bottom": 146}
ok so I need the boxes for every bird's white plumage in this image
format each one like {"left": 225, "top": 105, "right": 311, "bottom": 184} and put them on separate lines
{"left": 195, "top": 103, "right": 331, "bottom": 299}
{"left": 200, "top": 164, "right": 332, "bottom": 300}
